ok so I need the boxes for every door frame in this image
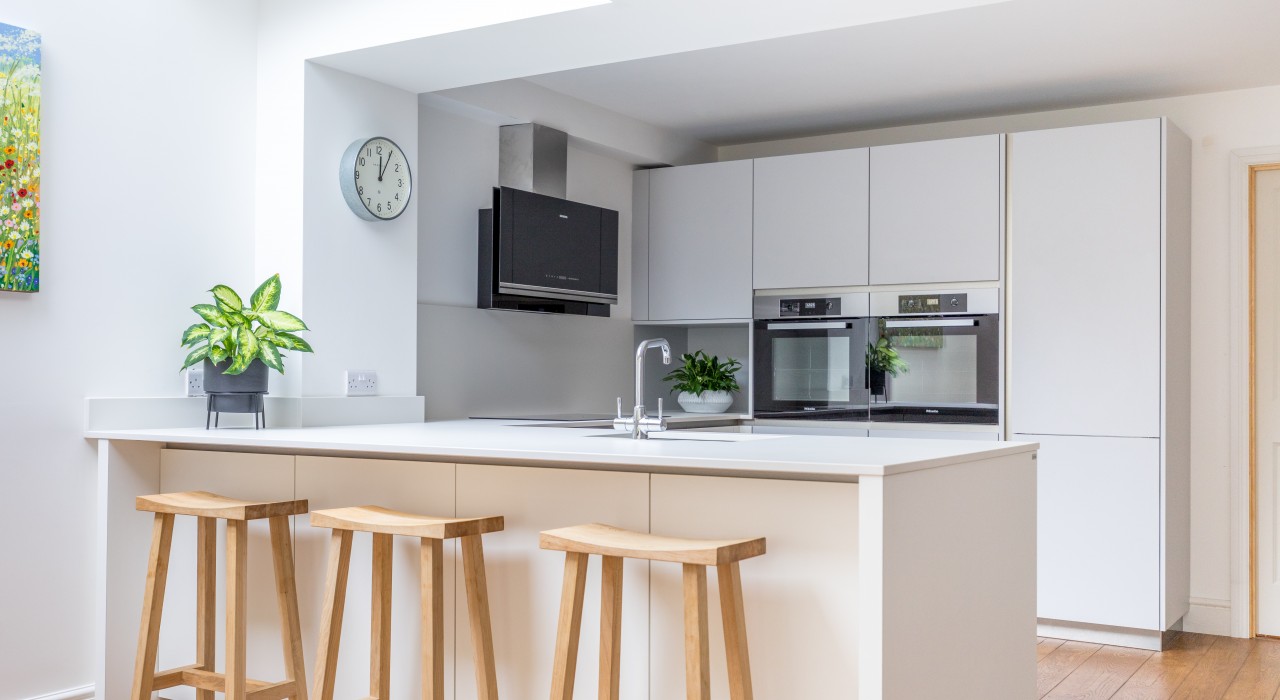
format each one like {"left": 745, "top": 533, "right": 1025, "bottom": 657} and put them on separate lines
{"left": 1233, "top": 147, "right": 1280, "bottom": 637}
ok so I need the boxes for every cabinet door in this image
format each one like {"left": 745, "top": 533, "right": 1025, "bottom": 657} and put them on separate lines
{"left": 649, "top": 160, "right": 753, "bottom": 320}
{"left": 1009, "top": 119, "right": 1161, "bottom": 438}
{"left": 753, "top": 148, "right": 869, "bottom": 289}
{"left": 1023, "top": 434, "right": 1161, "bottom": 630}
{"left": 632, "top": 169, "right": 650, "bottom": 321}
{"left": 650, "top": 474, "right": 858, "bottom": 699}
{"left": 869, "top": 134, "right": 1001, "bottom": 284}
{"left": 456, "top": 464, "right": 650, "bottom": 700}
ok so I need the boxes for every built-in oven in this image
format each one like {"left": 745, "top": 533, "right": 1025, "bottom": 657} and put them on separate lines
{"left": 868, "top": 289, "right": 1000, "bottom": 425}
{"left": 752, "top": 293, "right": 871, "bottom": 419}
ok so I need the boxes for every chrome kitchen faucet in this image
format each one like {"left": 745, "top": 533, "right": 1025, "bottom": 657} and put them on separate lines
{"left": 615, "top": 338, "right": 671, "bottom": 439}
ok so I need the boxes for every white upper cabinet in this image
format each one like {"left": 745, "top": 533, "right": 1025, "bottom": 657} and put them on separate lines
{"left": 1009, "top": 119, "right": 1162, "bottom": 438}
{"left": 869, "top": 134, "right": 1002, "bottom": 285}
{"left": 753, "top": 148, "right": 869, "bottom": 290}
{"left": 648, "top": 160, "right": 754, "bottom": 321}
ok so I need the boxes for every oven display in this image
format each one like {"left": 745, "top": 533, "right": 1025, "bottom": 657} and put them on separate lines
{"left": 899, "top": 293, "right": 967, "bottom": 314}
{"left": 780, "top": 297, "right": 841, "bottom": 317}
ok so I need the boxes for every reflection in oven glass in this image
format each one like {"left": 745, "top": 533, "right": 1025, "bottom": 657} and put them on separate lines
{"left": 771, "top": 337, "right": 852, "bottom": 402}
{"left": 886, "top": 335, "right": 979, "bottom": 404}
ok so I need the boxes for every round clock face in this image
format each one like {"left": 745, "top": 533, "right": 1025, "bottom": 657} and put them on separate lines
{"left": 340, "top": 137, "right": 412, "bottom": 221}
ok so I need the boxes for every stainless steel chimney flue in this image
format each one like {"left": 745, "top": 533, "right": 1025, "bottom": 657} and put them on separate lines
{"left": 499, "top": 123, "right": 568, "bottom": 199}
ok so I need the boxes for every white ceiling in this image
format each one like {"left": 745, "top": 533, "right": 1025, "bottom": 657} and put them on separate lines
{"left": 515, "top": 0, "right": 1280, "bottom": 145}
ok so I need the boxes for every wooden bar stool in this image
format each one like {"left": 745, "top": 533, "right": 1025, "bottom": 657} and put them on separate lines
{"left": 130, "top": 490, "right": 311, "bottom": 700}
{"left": 308, "top": 505, "right": 506, "bottom": 700}
{"left": 540, "top": 523, "right": 766, "bottom": 700}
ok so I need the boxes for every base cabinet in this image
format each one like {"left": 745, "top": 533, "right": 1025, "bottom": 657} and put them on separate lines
{"left": 1020, "top": 434, "right": 1161, "bottom": 630}
{"left": 650, "top": 474, "right": 859, "bottom": 699}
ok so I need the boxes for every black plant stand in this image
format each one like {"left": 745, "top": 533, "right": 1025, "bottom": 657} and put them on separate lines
{"left": 206, "top": 392, "right": 267, "bottom": 429}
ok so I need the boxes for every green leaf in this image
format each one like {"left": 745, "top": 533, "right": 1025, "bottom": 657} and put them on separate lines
{"left": 211, "top": 285, "right": 243, "bottom": 313}
{"left": 181, "top": 344, "right": 210, "bottom": 370}
{"left": 251, "top": 274, "right": 282, "bottom": 313}
{"left": 273, "top": 331, "right": 314, "bottom": 353}
{"left": 209, "top": 328, "right": 229, "bottom": 346}
{"left": 258, "top": 342, "right": 285, "bottom": 372}
{"left": 258, "top": 310, "right": 308, "bottom": 332}
{"left": 192, "top": 304, "right": 227, "bottom": 326}
{"left": 224, "top": 311, "right": 247, "bottom": 326}
{"left": 210, "top": 345, "right": 229, "bottom": 365}
{"left": 181, "top": 323, "right": 211, "bottom": 346}
{"left": 254, "top": 325, "right": 271, "bottom": 339}
{"left": 236, "top": 326, "right": 259, "bottom": 366}
{"left": 223, "top": 353, "right": 252, "bottom": 375}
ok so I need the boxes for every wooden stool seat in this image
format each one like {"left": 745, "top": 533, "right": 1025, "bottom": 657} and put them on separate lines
{"left": 130, "top": 491, "right": 309, "bottom": 700}
{"left": 540, "top": 523, "right": 766, "bottom": 565}
{"left": 310, "top": 506, "right": 505, "bottom": 700}
{"left": 310, "top": 505, "right": 503, "bottom": 539}
{"left": 136, "top": 490, "right": 308, "bottom": 521}
{"left": 542, "top": 523, "right": 766, "bottom": 700}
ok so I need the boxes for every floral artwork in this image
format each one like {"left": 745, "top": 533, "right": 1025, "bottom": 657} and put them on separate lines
{"left": 0, "top": 22, "right": 39, "bottom": 293}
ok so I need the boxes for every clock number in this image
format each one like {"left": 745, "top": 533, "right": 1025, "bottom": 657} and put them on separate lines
{"left": 395, "top": 193, "right": 400, "bottom": 200}
{"left": 366, "top": 197, "right": 371, "bottom": 206}
{"left": 398, "top": 178, "right": 403, "bottom": 187}
{"left": 359, "top": 157, "right": 366, "bottom": 166}
{"left": 394, "top": 164, "right": 401, "bottom": 172}
{"left": 354, "top": 169, "right": 359, "bottom": 180}
{"left": 377, "top": 203, "right": 382, "bottom": 213}
{"left": 357, "top": 185, "right": 363, "bottom": 195}
{"left": 365, "top": 147, "right": 371, "bottom": 157}
{"left": 376, "top": 144, "right": 383, "bottom": 155}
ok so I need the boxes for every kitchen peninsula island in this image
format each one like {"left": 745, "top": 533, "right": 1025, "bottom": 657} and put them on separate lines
{"left": 88, "top": 420, "right": 1037, "bottom": 700}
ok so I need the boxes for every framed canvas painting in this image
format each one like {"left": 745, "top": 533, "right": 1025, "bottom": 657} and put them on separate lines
{"left": 0, "top": 22, "right": 38, "bottom": 293}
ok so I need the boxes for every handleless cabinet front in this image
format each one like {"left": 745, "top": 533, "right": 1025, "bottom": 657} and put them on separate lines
{"left": 869, "top": 134, "right": 1002, "bottom": 285}
{"left": 753, "top": 148, "right": 869, "bottom": 290}
{"left": 648, "top": 160, "right": 753, "bottom": 321}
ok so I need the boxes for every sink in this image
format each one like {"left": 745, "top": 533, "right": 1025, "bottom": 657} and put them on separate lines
{"left": 587, "top": 431, "right": 785, "bottom": 443}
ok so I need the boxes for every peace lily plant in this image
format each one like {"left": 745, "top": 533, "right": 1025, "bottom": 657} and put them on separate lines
{"left": 179, "top": 274, "right": 313, "bottom": 376}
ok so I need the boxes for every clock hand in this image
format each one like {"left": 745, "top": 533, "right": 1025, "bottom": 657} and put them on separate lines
{"left": 378, "top": 155, "right": 384, "bottom": 182}
{"left": 380, "top": 152, "right": 393, "bottom": 181}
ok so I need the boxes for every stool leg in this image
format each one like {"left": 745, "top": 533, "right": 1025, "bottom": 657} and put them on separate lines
{"left": 549, "top": 551, "right": 589, "bottom": 700}
{"left": 226, "top": 519, "right": 249, "bottom": 700}
{"left": 370, "top": 532, "right": 393, "bottom": 700}
{"left": 462, "top": 534, "right": 500, "bottom": 700}
{"left": 717, "top": 562, "right": 754, "bottom": 700}
{"left": 195, "top": 517, "right": 217, "bottom": 700}
{"left": 130, "top": 512, "right": 175, "bottom": 700}
{"left": 313, "top": 529, "right": 353, "bottom": 700}
{"left": 420, "top": 537, "right": 445, "bottom": 700}
{"left": 682, "top": 564, "right": 710, "bottom": 700}
{"left": 269, "top": 516, "right": 309, "bottom": 700}
{"left": 599, "top": 555, "right": 625, "bottom": 700}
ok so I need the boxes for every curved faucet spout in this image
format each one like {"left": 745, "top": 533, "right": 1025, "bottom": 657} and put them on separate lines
{"left": 635, "top": 338, "right": 671, "bottom": 415}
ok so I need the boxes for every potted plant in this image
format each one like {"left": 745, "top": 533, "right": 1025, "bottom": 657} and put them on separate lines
{"left": 866, "top": 336, "right": 908, "bottom": 399}
{"left": 663, "top": 350, "right": 743, "bottom": 414}
{"left": 179, "top": 274, "right": 314, "bottom": 393}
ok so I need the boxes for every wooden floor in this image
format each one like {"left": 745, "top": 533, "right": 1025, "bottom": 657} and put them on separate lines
{"left": 1037, "top": 634, "right": 1280, "bottom": 699}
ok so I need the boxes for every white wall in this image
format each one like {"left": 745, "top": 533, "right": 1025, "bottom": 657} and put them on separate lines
{"left": 416, "top": 102, "right": 635, "bottom": 419}
{"left": 722, "top": 84, "right": 1280, "bottom": 634}
{"left": 0, "top": 2, "right": 259, "bottom": 697}
{"left": 302, "top": 64, "right": 418, "bottom": 396}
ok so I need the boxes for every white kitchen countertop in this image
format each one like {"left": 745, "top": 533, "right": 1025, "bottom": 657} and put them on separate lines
{"left": 86, "top": 419, "right": 1038, "bottom": 482}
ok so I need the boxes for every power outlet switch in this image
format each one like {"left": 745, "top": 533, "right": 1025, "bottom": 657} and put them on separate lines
{"left": 345, "top": 370, "right": 378, "bottom": 397}
{"left": 185, "top": 367, "right": 205, "bottom": 397}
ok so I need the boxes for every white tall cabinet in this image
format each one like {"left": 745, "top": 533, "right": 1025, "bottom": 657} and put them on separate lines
{"left": 1009, "top": 118, "right": 1191, "bottom": 649}
{"left": 753, "top": 148, "right": 869, "bottom": 290}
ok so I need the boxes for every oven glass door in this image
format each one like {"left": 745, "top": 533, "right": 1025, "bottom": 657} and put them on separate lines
{"left": 753, "top": 319, "right": 870, "bottom": 417}
{"left": 868, "top": 314, "right": 999, "bottom": 424}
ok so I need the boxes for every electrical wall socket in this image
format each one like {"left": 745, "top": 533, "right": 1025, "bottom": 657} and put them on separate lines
{"left": 345, "top": 370, "right": 378, "bottom": 397}
{"left": 185, "top": 367, "right": 205, "bottom": 397}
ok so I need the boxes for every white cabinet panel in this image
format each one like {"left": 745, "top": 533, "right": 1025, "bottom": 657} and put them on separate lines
{"left": 753, "top": 148, "right": 869, "bottom": 289}
{"left": 632, "top": 169, "right": 650, "bottom": 321}
{"left": 1009, "top": 119, "right": 1162, "bottom": 438}
{"left": 649, "top": 160, "right": 753, "bottom": 320}
{"left": 294, "top": 457, "right": 457, "bottom": 700}
{"left": 156, "top": 450, "right": 296, "bottom": 700}
{"left": 751, "top": 424, "right": 869, "bottom": 437}
{"left": 869, "top": 134, "right": 1002, "bottom": 284}
{"left": 456, "top": 464, "right": 650, "bottom": 700}
{"left": 1024, "top": 434, "right": 1161, "bottom": 630}
{"left": 650, "top": 474, "right": 859, "bottom": 699}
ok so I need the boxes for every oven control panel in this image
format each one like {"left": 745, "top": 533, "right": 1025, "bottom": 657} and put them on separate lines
{"left": 898, "top": 293, "right": 967, "bottom": 314}
{"left": 779, "top": 297, "right": 841, "bottom": 317}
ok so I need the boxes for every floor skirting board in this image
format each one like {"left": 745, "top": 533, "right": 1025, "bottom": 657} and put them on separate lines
{"left": 22, "top": 685, "right": 93, "bottom": 700}
{"left": 1185, "top": 596, "right": 1234, "bottom": 637}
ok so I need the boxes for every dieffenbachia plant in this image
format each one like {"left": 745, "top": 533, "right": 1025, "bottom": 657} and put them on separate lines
{"left": 179, "top": 274, "right": 313, "bottom": 375}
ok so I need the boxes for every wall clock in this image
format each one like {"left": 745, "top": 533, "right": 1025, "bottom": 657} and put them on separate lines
{"left": 339, "top": 136, "right": 412, "bottom": 221}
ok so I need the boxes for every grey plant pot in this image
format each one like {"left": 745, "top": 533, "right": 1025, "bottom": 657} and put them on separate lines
{"left": 203, "top": 358, "right": 269, "bottom": 394}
